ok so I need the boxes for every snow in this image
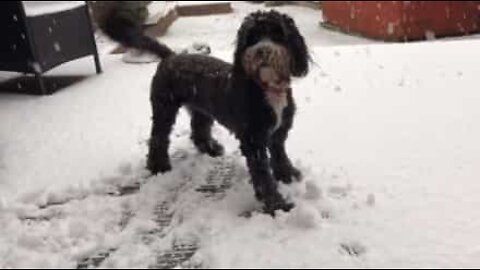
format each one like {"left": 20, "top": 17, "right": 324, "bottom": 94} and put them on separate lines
{"left": 23, "top": 1, "right": 85, "bottom": 17}
{"left": 145, "top": 1, "right": 177, "bottom": 26}
{"left": 177, "top": 1, "right": 231, "bottom": 7}
{"left": 157, "top": 2, "right": 375, "bottom": 53}
{"left": 2, "top": 1, "right": 480, "bottom": 268}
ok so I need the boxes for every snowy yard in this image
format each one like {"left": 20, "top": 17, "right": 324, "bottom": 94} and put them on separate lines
{"left": 1, "top": 2, "right": 480, "bottom": 268}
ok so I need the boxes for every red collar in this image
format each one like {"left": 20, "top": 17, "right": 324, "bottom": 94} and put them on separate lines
{"left": 265, "top": 86, "right": 288, "bottom": 96}
{"left": 254, "top": 78, "right": 289, "bottom": 96}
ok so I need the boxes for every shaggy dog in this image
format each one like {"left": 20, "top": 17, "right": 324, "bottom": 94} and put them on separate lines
{"left": 101, "top": 7, "right": 310, "bottom": 215}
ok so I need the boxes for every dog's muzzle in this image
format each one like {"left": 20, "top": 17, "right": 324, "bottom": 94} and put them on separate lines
{"left": 242, "top": 40, "right": 291, "bottom": 96}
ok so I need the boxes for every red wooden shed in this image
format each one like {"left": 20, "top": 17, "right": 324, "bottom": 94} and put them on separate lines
{"left": 322, "top": 1, "right": 480, "bottom": 41}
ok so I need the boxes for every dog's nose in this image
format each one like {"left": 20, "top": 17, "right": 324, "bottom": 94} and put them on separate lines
{"left": 256, "top": 48, "right": 266, "bottom": 57}
{"left": 256, "top": 46, "right": 272, "bottom": 59}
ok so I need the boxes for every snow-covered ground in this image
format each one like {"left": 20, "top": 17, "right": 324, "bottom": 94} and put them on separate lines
{"left": 1, "top": 2, "right": 480, "bottom": 268}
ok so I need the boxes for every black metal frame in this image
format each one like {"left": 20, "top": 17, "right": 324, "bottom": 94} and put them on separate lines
{"left": 0, "top": 1, "right": 101, "bottom": 95}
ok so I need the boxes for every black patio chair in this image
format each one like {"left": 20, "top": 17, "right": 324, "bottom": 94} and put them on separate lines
{"left": 0, "top": 1, "right": 101, "bottom": 95}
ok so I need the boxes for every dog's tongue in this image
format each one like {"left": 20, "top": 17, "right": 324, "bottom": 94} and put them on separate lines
{"left": 259, "top": 67, "right": 290, "bottom": 95}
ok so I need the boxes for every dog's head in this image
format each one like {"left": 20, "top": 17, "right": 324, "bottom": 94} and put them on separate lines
{"left": 234, "top": 11, "right": 310, "bottom": 93}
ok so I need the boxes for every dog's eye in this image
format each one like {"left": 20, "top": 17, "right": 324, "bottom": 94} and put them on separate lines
{"left": 247, "top": 36, "right": 262, "bottom": 47}
{"left": 272, "top": 35, "right": 285, "bottom": 43}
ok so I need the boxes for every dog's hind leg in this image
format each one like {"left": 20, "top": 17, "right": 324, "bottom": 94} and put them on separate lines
{"left": 147, "top": 93, "right": 181, "bottom": 175}
{"left": 189, "top": 109, "right": 225, "bottom": 157}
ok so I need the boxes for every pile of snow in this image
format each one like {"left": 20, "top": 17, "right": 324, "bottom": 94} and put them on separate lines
{"left": 145, "top": 1, "right": 178, "bottom": 26}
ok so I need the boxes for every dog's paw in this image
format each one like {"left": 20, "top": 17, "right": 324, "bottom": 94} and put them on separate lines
{"left": 147, "top": 158, "right": 172, "bottom": 175}
{"left": 275, "top": 165, "right": 303, "bottom": 184}
{"left": 195, "top": 139, "right": 225, "bottom": 158}
{"left": 255, "top": 189, "right": 294, "bottom": 216}
{"left": 290, "top": 166, "right": 303, "bottom": 181}
{"left": 263, "top": 195, "right": 295, "bottom": 216}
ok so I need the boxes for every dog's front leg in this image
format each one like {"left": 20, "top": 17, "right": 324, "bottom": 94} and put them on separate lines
{"left": 269, "top": 127, "right": 302, "bottom": 184}
{"left": 240, "top": 136, "right": 294, "bottom": 215}
{"left": 269, "top": 100, "right": 302, "bottom": 184}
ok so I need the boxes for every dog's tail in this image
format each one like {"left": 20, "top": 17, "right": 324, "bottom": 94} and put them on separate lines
{"left": 98, "top": 5, "right": 175, "bottom": 59}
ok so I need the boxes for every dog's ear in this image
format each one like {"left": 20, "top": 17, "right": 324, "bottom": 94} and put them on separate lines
{"left": 233, "top": 14, "right": 256, "bottom": 73}
{"left": 281, "top": 14, "right": 310, "bottom": 77}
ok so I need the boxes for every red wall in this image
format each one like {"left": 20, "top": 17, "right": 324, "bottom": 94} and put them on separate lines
{"left": 322, "top": 1, "right": 480, "bottom": 41}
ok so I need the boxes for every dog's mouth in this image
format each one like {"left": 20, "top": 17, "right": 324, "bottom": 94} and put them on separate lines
{"left": 242, "top": 40, "right": 292, "bottom": 95}
{"left": 257, "top": 66, "right": 290, "bottom": 96}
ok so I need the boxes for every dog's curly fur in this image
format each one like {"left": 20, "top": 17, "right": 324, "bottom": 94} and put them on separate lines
{"left": 101, "top": 7, "right": 310, "bottom": 215}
